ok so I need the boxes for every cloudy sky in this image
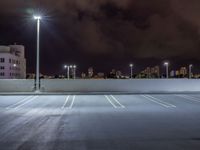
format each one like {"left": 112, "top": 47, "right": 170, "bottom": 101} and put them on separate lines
{"left": 0, "top": 0, "right": 200, "bottom": 75}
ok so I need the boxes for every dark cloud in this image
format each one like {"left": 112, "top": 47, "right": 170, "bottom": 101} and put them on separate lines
{"left": 0, "top": 0, "right": 200, "bottom": 74}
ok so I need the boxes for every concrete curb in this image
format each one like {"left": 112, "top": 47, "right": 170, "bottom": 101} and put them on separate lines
{"left": 0, "top": 91, "right": 200, "bottom": 95}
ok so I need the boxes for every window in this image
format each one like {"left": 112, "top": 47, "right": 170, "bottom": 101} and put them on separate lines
{"left": 0, "top": 66, "right": 5, "bottom": 70}
{"left": 0, "top": 58, "right": 5, "bottom": 63}
{"left": 0, "top": 72, "right": 5, "bottom": 76}
{"left": 9, "top": 59, "right": 11, "bottom": 63}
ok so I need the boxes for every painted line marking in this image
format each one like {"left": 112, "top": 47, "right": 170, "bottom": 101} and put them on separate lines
{"left": 69, "top": 95, "right": 75, "bottom": 109}
{"left": 13, "top": 96, "right": 39, "bottom": 110}
{"left": 176, "top": 95, "right": 200, "bottom": 103}
{"left": 105, "top": 95, "right": 117, "bottom": 108}
{"left": 142, "top": 95, "right": 175, "bottom": 108}
{"left": 62, "top": 95, "right": 70, "bottom": 109}
{"left": 146, "top": 95, "right": 176, "bottom": 107}
{"left": 110, "top": 95, "right": 125, "bottom": 108}
{"left": 62, "top": 95, "right": 76, "bottom": 109}
{"left": 6, "top": 96, "right": 33, "bottom": 109}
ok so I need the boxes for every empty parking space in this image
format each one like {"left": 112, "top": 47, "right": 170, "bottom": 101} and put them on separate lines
{"left": 152, "top": 94, "right": 200, "bottom": 106}
{"left": 0, "top": 94, "right": 200, "bottom": 150}
{"left": 0, "top": 95, "right": 28, "bottom": 108}
{"left": 1, "top": 94, "right": 200, "bottom": 110}
{"left": 74, "top": 95, "right": 111, "bottom": 108}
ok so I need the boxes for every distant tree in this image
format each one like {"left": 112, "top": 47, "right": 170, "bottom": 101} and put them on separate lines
{"left": 54, "top": 75, "right": 59, "bottom": 79}
{"left": 26, "top": 74, "right": 30, "bottom": 79}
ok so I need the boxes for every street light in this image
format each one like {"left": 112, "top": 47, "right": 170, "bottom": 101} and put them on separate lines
{"left": 34, "top": 16, "right": 41, "bottom": 20}
{"left": 64, "top": 65, "right": 70, "bottom": 80}
{"left": 164, "top": 62, "right": 169, "bottom": 79}
{"left": 34, "top": 15, "right": 42, "bottom": 92}
{"left": 189, "top": 64, "right": 193, "bottom": 79}
{"left": 13, "top": 64, "right": 17, "bottom": 79}
{"left": 129, "top": 64, "right": 133, "bottom": 79}
{"left": 73, "top": 65, "right": 77, "bottom": 79}
{"left": 69, "top": 65, "right": 77, "bottom": 79}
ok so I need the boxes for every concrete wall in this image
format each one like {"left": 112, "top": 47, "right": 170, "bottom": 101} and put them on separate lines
{"left": 0, "top": 79, "right": 34, "bottom": 92}
{"left": 41, "top": 79, "right": 200, "bottom": 93}
{"left": 0, "top": 79, "right": 200, "bottom": 93}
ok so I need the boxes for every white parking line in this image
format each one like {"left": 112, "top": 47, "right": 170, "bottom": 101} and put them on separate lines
{"left": 62, "top": 95, "right": 76, "bottom": 109}
{"left": 142, "top": 95, "right": 176, "bottom": 108}
{"left": 61, "top": 95, "right": 70, "bottom": 109}
{"left": 146, "top": 95, "right": 176, "bottom": 108}
{"left": 69, "top": 95, "right": 75, "bottom": 109}
{"left": 13, "top": 96, "right": 39, "bottom": 110}
{"left": 110, "top": 95, "right": 125, "bottom": 108}
{"left": 176, "top": 95, "right": 200, "bottom": 103}
{"left": 6, "top": 96, "right": 34, "bottom": 109}
{"left": 104, "top": 95, "right": 117, "bottom": 108}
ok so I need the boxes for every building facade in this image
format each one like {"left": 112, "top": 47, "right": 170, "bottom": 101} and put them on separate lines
{"left": 0, "top": 45, "right": 26, "bottom": 79}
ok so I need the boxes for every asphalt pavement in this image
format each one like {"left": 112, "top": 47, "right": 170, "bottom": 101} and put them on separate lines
{"left": 0, "top": 94, "right": 200, "bottom": 150}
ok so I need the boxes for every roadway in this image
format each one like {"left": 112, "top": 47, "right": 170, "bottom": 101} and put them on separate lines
{"left": 0, "top": 94, "right": 200, "bottom": 150}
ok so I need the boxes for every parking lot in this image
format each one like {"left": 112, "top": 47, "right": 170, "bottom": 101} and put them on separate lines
{"left": 0, "top": 94, "right": 200, "bottom": 150}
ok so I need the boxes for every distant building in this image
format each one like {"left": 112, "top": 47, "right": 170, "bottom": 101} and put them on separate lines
{"left": 193, "top": 74, "right": 200, "bottom": 79}
{"left": 145, "top": 67, "right": 151, "bottom": 78}
{"left": 81, "top": 72, "right": 86, "bottom": 79}
{"left": 175, "top": 70, "right": 180, "bottom": 76}
{"left": 97, "top": 72, "right": 105, "bottom": 78}
{"left": 108, "top": 69, "right": 116, "bottom": 78}
{"left": 180, "top": 67, "right": 187, "bottom": 77}
{"left": 170, "top": 70, "right": 175, "bottom": 77}
{"left": 116, "top": 71, "right": 122, "bottom": 79}
{"left": 88, "top": 67, "right": 94, "bottom": 78}
{"left": 151, "top": 66, "right": 160, "bottom": 78}
{"left": 140, "top": 66, "right": 160, "bottom": 78}
{"left": 26, "top": 73, "right": 35, "bottom": 79}
{"left": 0, "top": 44, "right": 26, "bottom": 79}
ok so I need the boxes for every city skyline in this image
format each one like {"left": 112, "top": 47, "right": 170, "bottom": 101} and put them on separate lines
{"left": 26, "top": 64, "right": 200, "bottom": 79}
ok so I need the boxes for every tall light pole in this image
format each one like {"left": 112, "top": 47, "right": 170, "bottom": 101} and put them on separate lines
{"left": 73, "top": 65, "right": 77, "bottom": 79}
{"left": 189, "top": 64, "right": 193, "bottom": 79}
{"left": 164, "top": 62, "right": 169, "bottom": 79}
{"left": 129, "top": 64, "right": 133, "bottom": 79}
{"left": 64, "top": 65, "right": 70, "bottom": 80}
{"left": 70, "top": 65, "right": 77, "bottom": 79}
{"left": 13, "top": 64, "right": 17, "bottom": 79}
{"left": 34, "top": 15, "right": 41, "bottom": 92}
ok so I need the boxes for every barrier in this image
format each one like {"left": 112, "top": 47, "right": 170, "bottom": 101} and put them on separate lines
{"left": 0, "top": 79, "right": 35, "bottom": 92}
{"left": 41, "top": 79, "right": 200, "bottom": 93}
{"left": 0, "top": 79, "right": 200, "bottom": 93}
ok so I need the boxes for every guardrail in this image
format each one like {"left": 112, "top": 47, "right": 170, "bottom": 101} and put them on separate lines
{"left": 0, "top": 79, "right": 199, "bottom": 93}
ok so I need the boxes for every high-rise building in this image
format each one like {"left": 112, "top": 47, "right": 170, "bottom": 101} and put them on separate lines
{"left": 180, "top": 67, "right": 187, "bottom": 76}
{"left": 97, "top": 72, "right": 104, "bottom": 78}
{"left": 175, "top": 70, "right": 180, "bottom": 76}
{"left": 170, "top": 70, "right": 175, "bottom": 77}
{"left": 150, "top": 66, "right": 160, "bottom": 78}
{"left": 81, "top": 72, "right": 86, "bottom": 79}
{"left": 88, "top": 67, "right": 94, "bottom": 78}
{"left": 139, "top": 66, "right": 160, "bottom": 78}
{"left": 143, "top": 67, "right": 151, "bottom": 78}
{"left": 0, "top": 45, "right": 26, "bottom": 79}
{"left": 109, "top": 69, "right": 117, "bottom": 78}
{"left": 116, "top": 70, "right": 122, "bottom": 79}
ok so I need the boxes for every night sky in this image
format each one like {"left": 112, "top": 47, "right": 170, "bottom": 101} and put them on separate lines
{"left": 0, "top": 0, "right": 200, "bottom": 75}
